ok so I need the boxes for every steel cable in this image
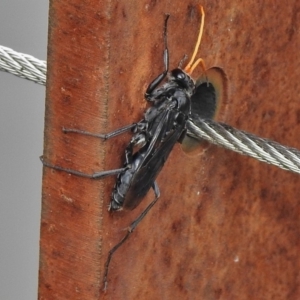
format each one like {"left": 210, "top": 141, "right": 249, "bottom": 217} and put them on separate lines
{"left": 0, "top": 45, "right": 46, "bottom": 85}
{"left": 1, "top": 44, "right": 300, "bottom": 175}
{"left": 186, "top": 120, "right": 300, "bottom": 174}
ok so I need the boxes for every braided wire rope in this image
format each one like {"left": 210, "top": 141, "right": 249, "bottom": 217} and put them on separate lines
{"left": 0, "top": 45, "right": 46, "bottom": 85}
{"left": 1, "top": 44, "right": 300, "bottom": 174}
{"left": 186, "top": 120, "right": 300, "bottom": 174}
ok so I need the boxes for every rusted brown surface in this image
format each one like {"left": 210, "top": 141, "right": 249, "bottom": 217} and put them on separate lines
{"left": 39, "top": 0, "right": 300, "bottom": 299}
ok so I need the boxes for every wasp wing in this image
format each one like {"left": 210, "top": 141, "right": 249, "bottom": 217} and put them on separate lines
{"left": 123, "top": 108, "right": 185, "bottom": 210}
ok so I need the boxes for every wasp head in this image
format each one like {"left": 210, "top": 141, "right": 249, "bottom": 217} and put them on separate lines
{"left": 169, "top": 68, "right": 195, "bottom": 95}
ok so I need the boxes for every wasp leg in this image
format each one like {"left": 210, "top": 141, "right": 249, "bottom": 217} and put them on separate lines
{"left": 40, "top": 156, "right": 126, "bottom": 179}
{"left": 62, "top": 123, "right": 137, "bottom": 140}
{"left": 145, "top": 14, "right": 170, "bottom": 99}
{"left": 103, "top": 181, "right": 160, "bottom": 291}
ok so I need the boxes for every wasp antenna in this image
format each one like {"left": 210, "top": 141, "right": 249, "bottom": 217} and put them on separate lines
{"left": 164, "top": 14, "right": 170, "bottom": 45}
{"left": 184, "top": 5, "right": 205, "bottom": 75}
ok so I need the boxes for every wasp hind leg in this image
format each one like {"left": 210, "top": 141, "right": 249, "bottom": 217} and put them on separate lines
{"left": 40, "top": 123, "right": 141, "bottom": 178}
{"left": 103, "top": 181, "right": 161, "bottom": 291}
{"left": 40, "top": 156, "right": 126, "bottom": 179}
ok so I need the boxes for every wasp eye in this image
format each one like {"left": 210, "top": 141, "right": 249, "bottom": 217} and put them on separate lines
{"left": 177, "top": 73, "right": 185, "bottom": 80}
{"left": 171, "top": 68, "right": 186, "bottom": 81}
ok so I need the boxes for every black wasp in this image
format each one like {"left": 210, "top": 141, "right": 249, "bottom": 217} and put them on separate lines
{"left": 41, "top": 5, "right": 207, "bottom": 290}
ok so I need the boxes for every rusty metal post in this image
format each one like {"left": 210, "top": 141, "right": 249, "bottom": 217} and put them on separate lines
{"left": 39, "top": 0, "right": 300, "bottom": 299}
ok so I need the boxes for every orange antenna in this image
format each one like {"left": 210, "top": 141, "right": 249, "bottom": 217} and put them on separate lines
{"left": 184, "top": 5, "right": 206, "bottom": 75}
